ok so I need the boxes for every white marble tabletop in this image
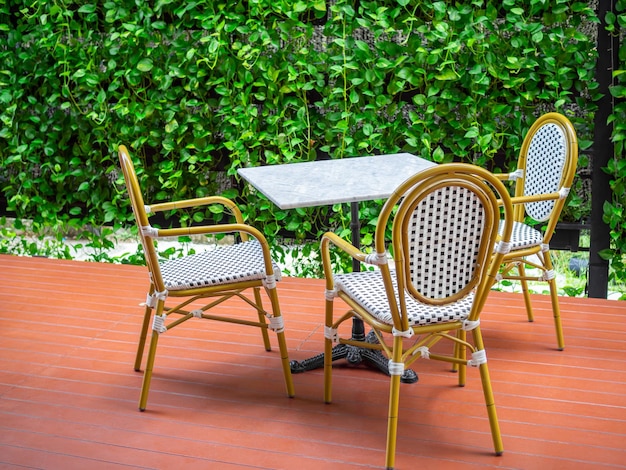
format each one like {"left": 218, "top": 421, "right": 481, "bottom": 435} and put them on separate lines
{"left": 237, "top": 153, "right": 436, "bottom": 209}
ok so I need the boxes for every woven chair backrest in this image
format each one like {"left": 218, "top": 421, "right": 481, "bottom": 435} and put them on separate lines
{"left": 118, "top": 146, "right": 165, "bottom": 291}
{"left": 522, "top": 121, "right": 568, "bottom": 222}
{"left": 404, "top": 185, "right": 486, "bottom": 300}
{"left": 383, "top": 165, "right": 507, "bottom": 308}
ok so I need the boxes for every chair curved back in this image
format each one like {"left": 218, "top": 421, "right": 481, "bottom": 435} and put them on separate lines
{"left": 118, "top": 145, "right": 166, "bottom": 292}
{"left": 374, "top": 163, "right": 514, "bottom": 326}
{"left": 516, "top": 112, "right": 578, "bottom": 230}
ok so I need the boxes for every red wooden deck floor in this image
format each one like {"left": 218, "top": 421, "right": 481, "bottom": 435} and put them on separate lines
{"left": 1, "top": 254, "right": 625, "bottom": 469}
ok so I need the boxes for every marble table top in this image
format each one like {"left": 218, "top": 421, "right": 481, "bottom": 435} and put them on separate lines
{"left": 237, "top": 153, "right": 436, "bottom": 209}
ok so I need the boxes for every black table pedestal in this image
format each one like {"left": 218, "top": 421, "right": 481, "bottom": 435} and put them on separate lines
{"left": 289, "top": 317, "right": 418, "bottom": 384}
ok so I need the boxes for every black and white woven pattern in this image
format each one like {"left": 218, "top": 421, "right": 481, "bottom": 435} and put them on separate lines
{"left": 498, "top": 220, "right": 543, "bottom": 250}
{"left": 524, "top": 123, "right": 567, "bottom": 221}
{"left": 407, "top": 186, "right": 485, "bottom": 299}
{"left": 334, "top": 270, "right": 475, "bottom": 326}
{"left": 159, "top": 240, "right": 280, "bottom": 291}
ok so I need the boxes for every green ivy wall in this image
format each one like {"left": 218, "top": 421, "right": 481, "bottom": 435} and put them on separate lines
{"left": 0, "top": 0, "right": 609, "bottom": 275}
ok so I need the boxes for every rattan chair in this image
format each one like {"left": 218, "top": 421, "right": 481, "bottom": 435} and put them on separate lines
{"left": 321, "top": 163, "right": 514, "bottom": 469}
{"left": 495, "top": 112, "right": 578, "bottom": 350}
{"left": 118, "top": 145, "right": 295, "bottom": 411}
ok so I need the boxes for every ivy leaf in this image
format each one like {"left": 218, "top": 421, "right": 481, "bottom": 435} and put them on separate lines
{"left": 313, "top": 0, "right": 326, "bottom": 11}
{"left": 435, "top": 68, "right": 457, "bottom": 81}
{"left": 286, "top": 221, "right": 301, "bottom": 231}
{"left": 432, "top": 146, "right": 445, "bottom": 162}
{"left": 464, "top": 128, "right": 480, "bottom": 138}
{"left": 137, "top": 58, "right": 153, "bottom": 72}
{"left": 78, "top": 4, "right": 97, "bottom": 14}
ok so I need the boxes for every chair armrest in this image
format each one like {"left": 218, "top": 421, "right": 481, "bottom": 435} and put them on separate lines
{"left": 508, "top": 191, "right": 563, "bottom": 205}
{"left": 493, "top": 169, "right": 524, "bottom": 181}
{"left": 321, "top": 232, "right": 381, "bottom": 289}
{"left": 321, "top": 232, "right": 369, "bottom": 262}
{"left": 147, "top": 196, "right": 245, "bottom": 223}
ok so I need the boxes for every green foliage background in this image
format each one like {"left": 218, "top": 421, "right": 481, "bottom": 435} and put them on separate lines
{"left": 0, "top": 0, "right": 612, "bottom": 277}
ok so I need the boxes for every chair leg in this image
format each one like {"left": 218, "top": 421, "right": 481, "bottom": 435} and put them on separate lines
{"left": 323, "top": 299, "right": 335, "bottom": 404}
{"left": 276, "top": 329, "right": 295, "bottom": 398}
{"left": 549, "top": 279, "right": 565, "bottom": 351}
{"left": 544, "top": 252, "right": 565, "bottom": 350}
{"left": 253, "top": 287, "right": 272, "bottom": 351}
{"left": 473, "top": 328, "right": 504, "bottom": 455}
{"left": 548, "top": 281, "right": 565, "bottom": 350}
{"left": 457, "top": 329, "right": 467, "bottom": 387}
{"left": 385, "top": 337, "right": 404, "bottom": 470}
{"left": 134, "top": 304, "right": 152, "bottom": 371}
{"left": 451, "top": 340, "right": 460, "bottom": 373}
{"left": 138, "top": 318, "right": 161, "bottom": 411}
{"left": 134, "top": 292, "right": 154, "bottom": 372}
{"left": 518, "top": 264, "right": 534, "bottom": 322}
{"left": 267, "top": 287, "right": 295, "bottom": 398}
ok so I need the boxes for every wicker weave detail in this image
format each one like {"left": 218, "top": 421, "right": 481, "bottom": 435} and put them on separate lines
{"left": 159, "top": 240, "right": 280, "bottom": 290}
{"left": 407, "top": 186, "right": 484, "bottom": 299}
{"left": 524, "top": 123, "right": 567, "bottom": 221}
{"left": 334, "top": 270, "right": 474, "bottom": 326}
{"left": 498, "top": 220, "right": 543, "bottom": 250}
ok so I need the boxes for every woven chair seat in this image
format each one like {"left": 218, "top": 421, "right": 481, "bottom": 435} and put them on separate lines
{"left": 160, "top": 240, "right": 281, "bottom": 291}
{"left": 499, "top": 220, "right": 543, "bottom": 250}
{"left": 334, "top": 270, "right": 474, "bottom": 327}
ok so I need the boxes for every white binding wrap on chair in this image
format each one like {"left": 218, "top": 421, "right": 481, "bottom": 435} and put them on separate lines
{"left": 541, "top": 243, "right": 550, "bottom": 253}
{"left": 495, "top": 240, "right": 511, "bottom": 255}
{"left": 468, "top": 349, "right": 487, "bottom": 367}
{"left": 263, "top": 273, "right": 278, "bottom": 290}
{"left": 388, "top": 360, "right": 405, "bottom": 376}
{"left": 152, "top": 314, "right": 167, "bottom": 334}
{"left": 324, "top": 326, "right": 339, "bottom": 342}
{"left": 559, "top": 187, "right": 571, "bottom": 199}
{"left": 145, "top": 289, "right": 168, "bottom": 309}
{"left": 141, "top": 225, "right": 159, "bottom": 238}
{"left": 509, "top": 169, "right": 524, "bottom": 180}
{"left": 191, "top": 309, "right": 203, "bottom": 318}
{"left": 543, "top": 270, "right": 556, "bottom": 281}
{"left": 413, "top": 346, "right": 430, "bottom": 359}
{"left": 267, "top": 314, "right": 285, "bottom": 333}
{"left": 325, "top": 288, "right": 337, "bottom": 301}
{"left": 462, "top": 319, "right": 480, "bottom": 331}
{"left": 392, "top": 327, "right": 414, "bottom": 338}
{"left": 365, "top": 252, "right": 388, "bottom": 266}
{"left": 144, "top": 205, "right": 152, "bottom": 214}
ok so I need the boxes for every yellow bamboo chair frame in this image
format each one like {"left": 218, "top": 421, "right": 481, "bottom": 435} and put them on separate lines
{"left": 118, "top": 145, "right": 295, "bottom": 411}
{"left": 321, "top": 163, "right": 514, "bottom": 469}
{"left": 494, "top": 112, "right": 578, "bottom": 350}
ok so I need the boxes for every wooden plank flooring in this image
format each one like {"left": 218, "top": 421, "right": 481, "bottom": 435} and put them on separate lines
{"left": 1, "top": 254, "right": 625, "bottom": 469}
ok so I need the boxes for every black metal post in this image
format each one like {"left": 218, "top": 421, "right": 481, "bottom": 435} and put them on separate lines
{"left": 350, "top": 201, "right": 360, "bottom": 272}
{"left": 588, "top": 0, "right": 617, "bottom": 298}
